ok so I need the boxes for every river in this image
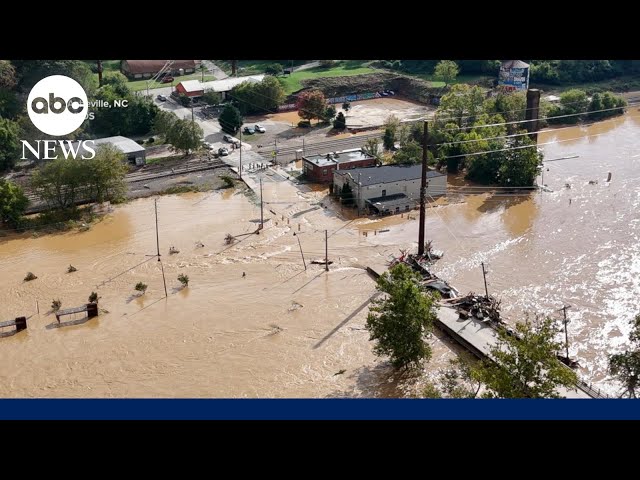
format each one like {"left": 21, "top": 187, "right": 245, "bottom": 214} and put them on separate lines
{"left": 1, "top": 112, "right": 638, "bottom": 397}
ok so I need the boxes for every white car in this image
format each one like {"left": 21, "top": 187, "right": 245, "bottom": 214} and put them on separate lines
{"left": 223, "top": 134, "right": 240, "bottom": 145}
{"left": 254, "top": 124, "right": 266, "bottom": 133}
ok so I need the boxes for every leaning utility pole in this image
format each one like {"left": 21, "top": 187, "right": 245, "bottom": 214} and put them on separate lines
{"left": 293, "top": 233, "right": 306, "bottom": 270}
{"left": 481, "top": 262, "right": 489, "bottom": 299}
{"left": 325, "top": 229, "right": 329, "bottom": 272}
{"left": 417, "top": 120, "right": 429, "bottom": 256}
{"left": 154, "top": 199, "right": 168, "bottom": 298}
{"left": 525, "top": 89, "right": 541, "bottom": 143}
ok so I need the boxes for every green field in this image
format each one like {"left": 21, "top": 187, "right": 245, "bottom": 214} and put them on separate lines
{"left": 407, "top": 73, "right": 491, "bottom": 88}
{"left": 279, "top": 65, "right": 379, "bottom": 94}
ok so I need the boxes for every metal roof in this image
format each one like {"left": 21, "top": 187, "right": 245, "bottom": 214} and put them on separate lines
{"left": 336, "top": 164, "right": 445, "bottom": 186}
{"left": 75, "top": 136, "right": 144, "bottom": 157}
{"left": 304, "top": 148, "right": 373, "bottom": 167}
{"left": 501, "top": 60, "right": 530, "bottom": 69}
{"left": 201, "top": 75, "right": 265, "bottom": 92}
{"left": 178, "top": 80, "right": 203, "bottom": 93}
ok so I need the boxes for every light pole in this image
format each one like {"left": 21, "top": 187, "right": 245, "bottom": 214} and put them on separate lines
{"left": 559, "top": 305, "right": 572, "bottom": 359}
{"left": 293, "top": 232, "right": 306, "bottom": 270}
{"left": 357, "top": 172, "right": 362, "bottom": 216}
{"left": 239, "top": 128, "right": 243, "bottom": 179}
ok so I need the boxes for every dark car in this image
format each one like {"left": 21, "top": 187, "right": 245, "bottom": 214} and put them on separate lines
{"left": 157, "top": 94, "right": 167, "bottom": 102}
{"left": 161, "top": 76, "right": 174, "bottom": 83}
{"left": 243, "top": 126, "right": 255, "bottom": 135}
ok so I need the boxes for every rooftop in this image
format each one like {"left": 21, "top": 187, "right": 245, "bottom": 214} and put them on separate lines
{"left": 179, "top": 80, "right": 203, "bottom": 93}
{"left": 336, "top": 164, "right": 445, "bottom": 186}
{"left": 303, "top": 148, "right": 374, "bottom": 167}
{"left": 76, "top": 136, "right": 145, "bottom": 157}
{"left": 500, "top": 60, "right": 530, "bottom": 69}
{"left": 174, "top": 74, "right": 266, "bottom": 94}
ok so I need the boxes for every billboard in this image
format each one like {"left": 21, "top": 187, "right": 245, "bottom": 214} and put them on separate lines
{"left": 498, "top": 65, "right": 530, "bottom": 92}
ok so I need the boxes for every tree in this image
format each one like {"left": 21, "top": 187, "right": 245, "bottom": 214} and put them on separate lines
{"left": 31, "top": 157, "right": 86, "bottom": 210}
{"left": 0, "top": 117, "right": 20, "bottom": 171}
{"left": 0, "top": 88, "right": 20, "bottom": 119}
{"left": 264, "top": 63, "right": 284, "bottom": 76}
{"left": 383, "top": 127, "right": 395, "bottom": 151}
{"left": 362, "top": 138, "right": 382, "bottom": 163}
{"left": 473, "top": 316, "right": 578, "bottom": 398}
{"left": 366, "top": 262, "right": 438, "bottom": 370}
{"left": 202, "top": 90, "right": 222, "bottom": 105}
{"left": 178, "top": 93, "right": 191, "bottom": 107}
{"left": 434, "top": 60, "right": 460, "bottom": 86}
{"left": 392, "top": 142, "right": 430, "bottom": 165}
{"left": 325, "top": 105, "right": 337, "bottom": 121}
{"left": 296, "top": 90, "right": 327, "bottom": 124}
{"left": 608, "top": 313, "right": 640, "bottom": 398}
{"left": 589, "top": 91, "right": 626, "bottom": 121}
{"left": 548, "top": 89, "right": 589, "bottom": 125}
{"left": 342, "top": 102, "right": 351, "bottom": 113}
{"left": 333, "top": 111, "right": 346, "bottom": 130}
{"left": 0, "top": 60, "right": 17, "bottom": 89}
{"left": 230, "top": 76, "right": 285, "bottom": 115}
{"left": 101, "top": 72, "right": 130, "bottom": 96}
{"left": 153, "top": 110, "right": 178, "bottom": 136}
{"left": 383, "top": 114, "right": 400, "bottom": 134}
{"left": 0, "top": 179, "right": 28, "bottom": 227}
{"left": 135, "top": 282, "right": 148, "bottom": 294}
{"left": 496, "top": 134, "right": 542, "bottom": 187}
{"left": 178, "top": 273, "right": 189, "bottom": 287}
{"left": 438, "top": 84, "right": 486, "bottom": 127}
{"left": 319, "top": 60, "right": 336, "bottom": 68}
{"left": 218, "top": 104, "right": 243, "bottom": 134}
{"left": 166, "top": 119, "right": 204, "bottom": 155}
{"left": 85, "top": 144, "right": 129, "bottom": 203}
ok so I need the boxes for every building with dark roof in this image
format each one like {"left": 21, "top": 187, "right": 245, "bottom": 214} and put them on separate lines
{"left": 333, "top": 164, "right": 446, "bottom": 213}
{"left": 121, "top": 60, "right": 199, "bottom": 79}
{"left": 302, "top": 148, "right": 377, "bottom": 183}
{"left": 77, "top": 136, "right": 146, "bottom": 165}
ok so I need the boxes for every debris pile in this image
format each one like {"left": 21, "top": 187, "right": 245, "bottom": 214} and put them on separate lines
{"left": 445, "top": 292, "right": 503, "bottom": 324}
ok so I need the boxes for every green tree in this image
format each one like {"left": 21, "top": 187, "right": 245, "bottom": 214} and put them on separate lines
{"left": 438, "top": 84, "right": 486, "bottom": 127}
{"left": 153, "top": 110, "right": 178, "bottom": 136}
{"left": 496, "top": 134, "right": 542, "bottom": 187}
{"left": 434, "top": 60, "right": 460, "bottom": 86}
{"left": 0, "top": 88, "right": 20, "bottom": 118}
{"left": 362, "top": 138, "right": 382, "bottom": 163}
{"left": 101, "top": 72, "right": 130, "bottom": 96}
{"left": 393, "top": 142, "right": 424, "bottom": 165}
{"left": 0, "top": 117, "right": 21, "bottom": 171}
{"left": 178, "top": 93, "right": 191, "bottom": 107}
{"left": 13, "top": 60, "right": 97, "bottom": 96}
{"left": 342, "top": 102, "right": 351, "bottom": 113}
{"left": 218, "top": 104, "right": 243, "bottom": 134}
{"left": 333, "top": 111, "right": 346, "bottom": 130}
{"left": 484, "top": 91, "right": 526, "bottom": 134}
{"left": 608, "top": 314, "right": 640, "bottom": 398}
{"left": 0, "top": 60, "right": 17, "bottom": 89}
{"left": 30, "top": 157, "right": 87, "bottom": 210}
{"left": 166, "top": 119, "right": 204, "bottom": 155}
{"left": 202, "top": 90, "right": 222, "bottom": 105}
{"left": 264, "top": 63, "right": 284, "bottom": 76}
{"left": 230, "top": 76, "right": 285, "bottom": 115}
{"left": 296, "top": 89, "right": 327, "bottom": 124}
{"left": 325, "top": 105, "right": 337, "bottom": 121}
{"left": 473, "top": 316, "right": 578, "bottom": 398}
{"left": 0, "top": 179, "right": 28, "bottom": 227}
{"left": 589, "top": 91, "right": 626, "bottom": 121}
{"left": 383, "top": 127, "right": 395, "bottom": 151}
{"left": 366, "top": 262, "right": 438, "bottom": 370}
{"left": 383, "top": 114, "right": 400, "bottom": 135}
{"left": 85, "top": 144, "right": 129, "bottom": 203}
{"left": 548, "top": 89, "right": 589, "bottom": 125}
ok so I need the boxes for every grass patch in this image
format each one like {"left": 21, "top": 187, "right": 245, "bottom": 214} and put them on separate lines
{"left": 402, "top": 72, "right": 490, "bottom": 87}
{"left": 162, "top": 185, "right": 201, "bottom": 194}
{"left": 219, "top": 175, "right": 235, "bottom": 188}
{"left": 215, "top": 60, "right": 310, "bottom": 76}
{"left": 16, "top": 208, "right": 98, "bottom": 235}
{"left": 532, "top": 75, "right": 640, "bottom": 95}
{"left": 128, "top": 73, "right": 216, "bottom": 92}
{"left": 146, "top": 155, "right": 181, "bottom": 165}
{"left": 279, "top": 63, "right": 379, "bottom": 94}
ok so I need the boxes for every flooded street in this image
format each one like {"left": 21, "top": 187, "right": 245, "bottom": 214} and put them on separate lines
{"left": 1, "top": 112, "right": 639, "bottom": 397}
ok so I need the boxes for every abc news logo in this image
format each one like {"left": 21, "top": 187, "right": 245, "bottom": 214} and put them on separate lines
{"left": 22, "top": 75, "right": 96, "bottom": 160}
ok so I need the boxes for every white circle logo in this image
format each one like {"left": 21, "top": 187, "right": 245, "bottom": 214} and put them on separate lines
{"left": 27, "top": 75, "right": 88, "bottom": 136}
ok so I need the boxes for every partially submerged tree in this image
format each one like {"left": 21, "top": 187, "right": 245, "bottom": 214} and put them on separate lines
{"left": 608, "top": 313, "right": 640, "bottom": 398}
{"left": 51, "top": 299, "right": 62, "bottom": 312}
{"left": 88, "top": 292, "right": 99, "bottom": 304}
{"left": 224, "top": 233, "right": 236, "bottom": 245}
{"left": 474, "top": 316, "right": 578, "bottom": 398}
{"left": 135, "top": 282, "right": 148, "bottom": 294}
{"left": 67, "top": 265, "right": 77, "bottom": 273}
{"left": 366, "top": 262, "right": 438, "bottom": 370}
{"left": 0, "top": 179, "right": 28, "bottom": 227}
{"left": 24, "top": 272, "right": 37, "bottom": 282}
{"left": 178, "top": 273, "right": 189, "bottom": 287}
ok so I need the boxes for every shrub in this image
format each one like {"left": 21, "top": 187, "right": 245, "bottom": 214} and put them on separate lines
{"left": 135, "top": 282, "right": 148, "bottom": 294}
{"left": 51, "top": 299, "right": 62, "bottom": 312}
{"left": 178, "top": 273, "right": 189, "bottom": 287}
{"left": 67, "top": 265, "right": 77, "bottom": 273}
{"left": 224, "top": 233, "right": 236, "bottom": 245}
{"left": 88, "top": 292, "right": 99, "bottom": 303}
{"left": 24, "top": 272, "right": 37, "bottom": 281}
{"left": 297, "top": 120, "right": 311, "bottom": 128}
{"left": 319, "top": 60, "right": 336, "bottom": 68}
{"left": 220, "top": 175, "right": 235, "bottom": 188}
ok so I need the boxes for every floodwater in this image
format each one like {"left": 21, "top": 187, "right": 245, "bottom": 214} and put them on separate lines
{"left": 1, "top": 112, "right": 639, "bottom": 397}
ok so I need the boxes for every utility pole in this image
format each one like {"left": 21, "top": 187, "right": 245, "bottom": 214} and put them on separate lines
{"left": 302, "top": 136, "right": 305, "bottom": 156}
{"left": 294, "top": 233, "right": 306, "bottom": 270}
{"left": 417, "top": 121, "right": 429, "bottom": 256}
{"left": 560, "top": 305, "right": 571, "bottom": 359}
{"left": 191, "top": 104, "right": 194, "bottom": 123}
{"left": 525, "top": 89, "right": 541, "bottom": 143}
{"left": 481, "top": 262, "right": 489, "bottom": 299}
{"left": 260, "top": 177, "right": 264, "bottom": 229}
{"left": 239, "top": 128, "right": 243, "bottom": 179}
{"left": 154, "top": 199, "right": 168, "bottom": 298}
{"left": 357, "top": 172, "right": 362, "bottom": 216}
{"left": 274, "top": 138, "right": 278, "bottom": 165}
{"left": 325, "top": 229, "right": 329, "bottom": 271}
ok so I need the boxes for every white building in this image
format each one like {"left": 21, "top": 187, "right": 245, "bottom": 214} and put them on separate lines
{"left": 333, "top": 164, "right": 447, "bottom": 214}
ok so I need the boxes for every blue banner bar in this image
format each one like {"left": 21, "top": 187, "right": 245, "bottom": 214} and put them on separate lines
{"left": 0, "top": 399, "right": 639, "bottom": 420}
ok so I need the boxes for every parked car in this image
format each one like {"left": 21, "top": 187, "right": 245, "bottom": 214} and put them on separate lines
{"left": 202, "top": 141, "right": 213, "bottom": 150}
{"left": 379, "top": 91, "right": 389, "bottom": 97}
{"left": 161, "top": 76, "right": 174, "bottom": 83}
{"left": 243, "top": 126, "right": 255, "bottom": 135}
{"left": 157, "top": 94, "right": 167, "bottom": 102}
{"left": 254, "top": 124, "right": 266, "bottom": 133}
{"left": 218, "top": 147, "right": 229, "bottom": 156}
{"left": 223, "top": 134, "right": 240, "bottom": 145}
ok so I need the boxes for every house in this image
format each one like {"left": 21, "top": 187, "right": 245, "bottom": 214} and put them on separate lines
{"left": 333, "top": 164, "right": 446, "bottom": 214}
{"left": 174, "top": 75, "right": 265, "bottom": 100}
{"left": 120, "top": 60, "right": 199, "bottom": 80}
{"left": 78, "top": 136, "right": 146, "bottom": 166}
{"left": 302, "top": 148, "right": 377, "bottom": 183}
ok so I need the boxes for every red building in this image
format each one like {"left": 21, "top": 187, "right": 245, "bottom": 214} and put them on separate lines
{"left": 302, "top": 148, "right": 376, "bottom": 183}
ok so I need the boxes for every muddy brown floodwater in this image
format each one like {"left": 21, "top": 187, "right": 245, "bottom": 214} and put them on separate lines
{"left": 1, "top": 112, "right": 639, "bottom": 397}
